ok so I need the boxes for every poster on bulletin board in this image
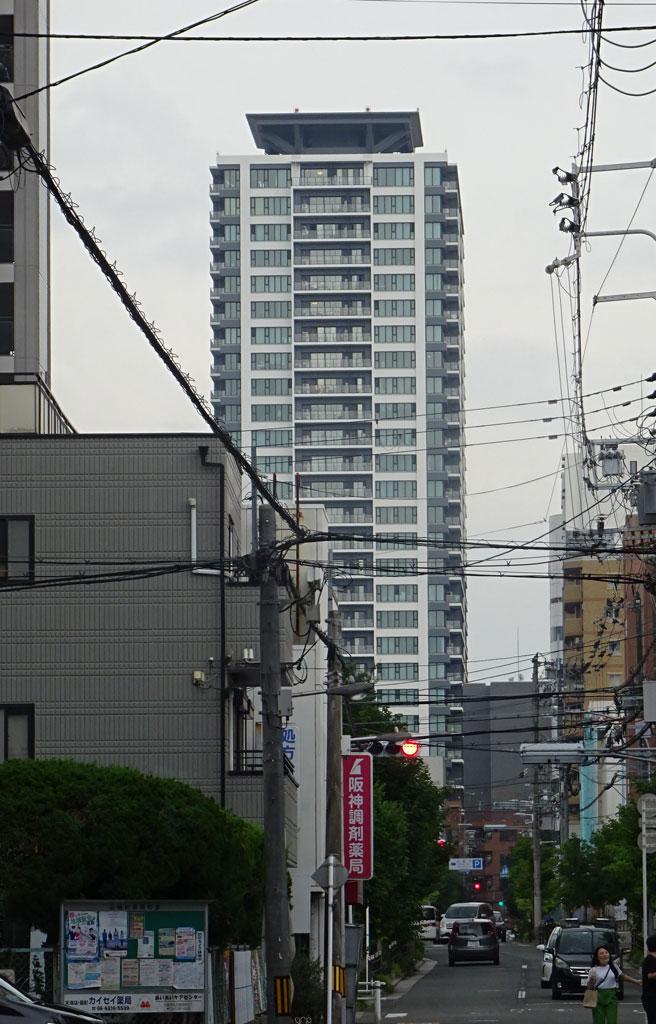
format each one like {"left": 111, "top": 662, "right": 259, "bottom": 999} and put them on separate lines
{"left": 60, "top": 901, "right": 208, "bottom": 1014}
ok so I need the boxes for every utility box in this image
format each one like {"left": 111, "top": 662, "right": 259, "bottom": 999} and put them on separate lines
{"left": 637, "top": 471, "right": 656, "bottom": 526}
{"left": 643, "top": 680, "right": 656, "bottom": 723}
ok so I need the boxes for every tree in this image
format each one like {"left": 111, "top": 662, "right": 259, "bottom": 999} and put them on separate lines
{"left": 507, "top": 835, "right": 559, "bottom": 934}
{"left": 0, "top": 759, "right": 264, "bottom": 948}
{"left": 557, "top": 838, "right": 596, "bottom": 918}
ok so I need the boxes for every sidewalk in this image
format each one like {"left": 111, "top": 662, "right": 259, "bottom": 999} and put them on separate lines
{"left": 357, "top": 956, "right": 437, "bottom": 1023}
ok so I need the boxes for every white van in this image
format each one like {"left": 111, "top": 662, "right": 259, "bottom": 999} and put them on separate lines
{"left": 418, "top": 905, "right": 439, "bottom": 943}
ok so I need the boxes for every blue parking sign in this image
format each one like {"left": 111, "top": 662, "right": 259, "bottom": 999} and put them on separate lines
{"left": 472, "top": 857, "right": 483, "bottom": 870}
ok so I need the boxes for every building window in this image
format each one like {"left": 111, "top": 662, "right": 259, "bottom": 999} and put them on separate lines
{"left": 428, "top": 584, "right": 445, "bottom": 602}
{"left": 428, "top": 609, "right": 445, "bottom": 627}
{"left": 426, "top": 299, "right": 443, "bottom": 317}
{"left": 377, "top": 662, "right": 419, "bottom": 681}
{"left": 0, "top": 281, "right": 13, "bottom": 354}
{"left": 374, "top": 325, "right": 415, "bottom": 344}
{"left": 375, "top": 402, "right": 416, "bottom": 420}
{"left": 251, "top": 223, "right": 290, "bottom": 242}
{"left": 259, "top": 455, "right": 293, "bottom": 474}
{"left": 376, "top": 454, "right": 416, "bottom": 473}
{"left": 251, "top": 275, "right": 291, "bottom": 293}
{"left": 251, "top": 352, "right": 290, "bottom": 371}
{"left": 217, "top": 224, "right": 240, "bottom": 242}
{"left": 424, "top": 165, "right": 442, "bottom": 187}
{"left": 375, "top": 377, "right": 416, "bottom": 395}
{"left": 0, "top": 705, "right": 33, "bottom": 760}
{"left": 425, "top": 273, "right": 442, "bottom": 292}
{"left": 215, "top": 379, "right": 240, "bottom": 397}
{"left": 426, "top": 376, "right": 443, "bottom": 395}
{"left": 373, "top": 222, "right": 415, "bottom": 241}
{"left": 250, "top": 166, "right": 291, "bottom": 189}
{"left": 376, "top": 610, "right": 418, "bottom": 629}
{"left": 251, "top": 249, "right": 291, "bottom": 267}
{"left": 429, "top": 636, "right": 446, "bottom": 654}
{"left": 425, "top": 194, "right": 442, "bottom": 214}
{"left": 425, "top": 221, "right": 442, "bottom": 240}
{"left": 252, "top": 429, "right": 293, "bottom": 446}
{"left": 426, "top": 352, "right": 443, "bottom": 369}
{"left": 375, "top": 351, "right": 415, "bottom": 369}
{"left": 374, "top": 274, "right": 415, "bottom": 292}
{"left": 373, "top": 195, "right": 415, "bottom": 215}
{"left": 250, "top": 301, "right": 292, "bottom": 319}
{"left": 373, "top": 166, "right": 414, "bottom": 187}
{"left": 374, "top": 247, "right": 415, "bottom": 266}
{"left": 376, "top": 506, "right": 417, "bottom": 525}
{"left": 377, "top": 636, "right": 419, "bottom": 655}
{"left": 250, "top": 196, "right": 291, "bottom": 217}
{"left": 376, "top": 558, "right": 418, "bottom": 575}
{"left": 375, "top": 480, "right": 417, "bottom": 499}
{"left": 251, "top": 403, "right": 292, "bottom": 422}
{"left": 376, "top": 428, "right": 416, "bottom": 447}
{"left": 251, "top": 327, "right": 291, "bottom": 345}
{"left": 376, "top": 689, "right": 420, "bottom": 706}
{"left": 213, "top": 167, "right": 240, "bottom": 188}
{"left": 0, "top": 516, "right": 33, "bottom": 583}
{"left": 217, "top": 250, "right": 241, "bottom": 268}
{"left": 216, "top": 197, "right": 240, "bottom": 216}
{"left": 427, "top": 480, "right": 444, "bottom": 498}
{"left": 426, "top": 325, "right": 443, "bottom": 342}
{"left": 376, "top": 584, "right": 418, "bottom": 603}
{"left": 0, "top": 191, "right": 13, "bottom": 261}
{"left": 374, "top": 300, "right": 415, "bottom": 318}
{"left": 251, "top": 378, "right": 291, "bottom": 396}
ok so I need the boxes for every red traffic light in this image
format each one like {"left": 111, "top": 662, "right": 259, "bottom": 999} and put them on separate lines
{"left": 400, "top": 739, "right": 420, "bottom": 759}
{"left": 437, "top": 837, "right": 447, "bottom": 848}
{"left": 473, "top": 881, "right": 482, "bottom": 892}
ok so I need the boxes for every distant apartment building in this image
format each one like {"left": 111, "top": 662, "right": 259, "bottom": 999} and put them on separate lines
{"left": 209, "top": 111, "right": 467, "bottom": 785}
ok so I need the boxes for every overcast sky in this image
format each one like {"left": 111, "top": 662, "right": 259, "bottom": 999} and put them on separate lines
{"left": 47, "top": 0, "right": 656, "bottom": 675}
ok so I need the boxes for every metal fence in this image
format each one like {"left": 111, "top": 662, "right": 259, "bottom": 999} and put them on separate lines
{"left": 0, "top": 947, "right": 57, "bottom": 1003}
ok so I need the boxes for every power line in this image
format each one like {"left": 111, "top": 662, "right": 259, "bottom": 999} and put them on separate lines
{"left": 14, "top": 0, "right": 266, "bottom": 102}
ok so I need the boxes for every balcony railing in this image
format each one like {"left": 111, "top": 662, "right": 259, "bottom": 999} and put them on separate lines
{"left": 325, "top": 511, "right": 372, "bottom": 524}
{"left": 295, "top": 381, "right": 369, "bottom": 395}
{"left": 295, "top": 330, "right": 371, "bottom": 344}
{"left": 295, "top": 278, "right": 371, "bottom": 292}
{"left": 294, "top": 173, "right": 369, "bottom": 187}
{"left": 295, "top": 251, "right": 369, "bottom": 266}
{"left": 294, "top": 227, "right": 370, "bottom": 241}
{"left": 295, "top": 201, "right": 370, "bottom": 215}
{"left": 295, "top": 356, "right": 371, "bottom": 369}
{"left": 296, "top": 407, "right": 370, "bottom": 421}
{"left": 295, "top": 303, "right": 370, "bottom": 318}
{"left": 297, "top": 459, "right": 372, "bottom": 472}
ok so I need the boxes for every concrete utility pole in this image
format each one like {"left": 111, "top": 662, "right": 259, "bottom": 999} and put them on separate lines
{"left": 532, "top": 653, "right": 543, "bottom": 942}
{"left": 259, "top": 505, "right": 292, "bottom": 1024}
{"left": 326, "top": 605, "right": 345, "bottom": 1024}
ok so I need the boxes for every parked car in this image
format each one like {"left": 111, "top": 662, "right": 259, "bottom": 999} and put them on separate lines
{"left": 440, "top": 901, "right": 496, "bottom": 943}
{"left": 493, "top": 910, "right": 507, "bottom": 941}
{"left": 418, "top": 904, "right": 440, "bottom": 943}
{"left": 448, "top": 918, "right": 499, "bottom": 966}
{"left": 537, "top": 924, "right": 623, "bottom": 1000}
{"left": 0, "top": 974, "right": 103, "bottom": 1024}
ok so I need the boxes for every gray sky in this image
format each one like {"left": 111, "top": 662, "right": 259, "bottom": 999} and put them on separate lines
{"left": 48, "top": 0, "right": 656, "bottom": 676}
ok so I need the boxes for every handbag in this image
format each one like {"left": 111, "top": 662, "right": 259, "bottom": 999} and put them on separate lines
{"left": 583, "top": 988, "right": 598, "bottom": 1008}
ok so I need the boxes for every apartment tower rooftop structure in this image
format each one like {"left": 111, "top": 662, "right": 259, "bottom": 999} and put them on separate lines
{"left": 209, "top": 111, "right": 466, "bottom": 788}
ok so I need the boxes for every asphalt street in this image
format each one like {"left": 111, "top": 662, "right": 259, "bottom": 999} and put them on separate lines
{"left": 374, "top": 941, "right": 645, "bottom": 1024}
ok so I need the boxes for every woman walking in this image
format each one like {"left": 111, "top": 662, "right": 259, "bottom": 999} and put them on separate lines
{"left": 585, "top": 945, "right": 639, "bottom": 1024}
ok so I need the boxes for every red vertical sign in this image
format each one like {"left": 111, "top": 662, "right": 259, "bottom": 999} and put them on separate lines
{"left": 342, "top": 753, "right": 374, "bottom": 881}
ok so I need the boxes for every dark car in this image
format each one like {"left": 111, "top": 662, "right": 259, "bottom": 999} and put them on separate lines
{"left": 0, "top": 975, "right": 103, "bottom": 1024}
{"left": 538, "top": 924, "right": 623, "bottom": 1000}
{"left": 448, "top": 918, "right": 500, "bottom": 966}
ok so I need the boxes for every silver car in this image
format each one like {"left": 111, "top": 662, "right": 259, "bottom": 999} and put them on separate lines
{"left": 440, "top": 901, "right": 496, "bottom": 943}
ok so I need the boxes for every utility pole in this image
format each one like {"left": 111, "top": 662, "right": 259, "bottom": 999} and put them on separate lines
{"left": 325, "top": 604, "right": 344, "bottom": 1024}
{"left": 259, "top": 504, "right": 292, "bottom": 1024}
{"left": 532, "top": 653, "right": 542, "bottom": 943}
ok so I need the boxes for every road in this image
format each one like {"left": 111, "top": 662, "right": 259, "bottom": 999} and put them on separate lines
{"left": 377, "top": 941, "right": 645, "bottom": 1024}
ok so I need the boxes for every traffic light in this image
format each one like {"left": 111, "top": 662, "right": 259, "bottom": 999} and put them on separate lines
{"left": 437, "top": 836, "right": 447, "bottom": 848}
{"left": 351, "top": 735, "right": 421, "bottom": 758}
{"left": 472, "top": 879, "right": 482, "bottom": 893}
{"left": 497, "top": 900, "right": 504, "bottom": 908}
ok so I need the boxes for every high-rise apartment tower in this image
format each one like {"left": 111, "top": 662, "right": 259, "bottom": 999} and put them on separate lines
{"left": 210, "top": 111, "right": 466, "bottom": 788}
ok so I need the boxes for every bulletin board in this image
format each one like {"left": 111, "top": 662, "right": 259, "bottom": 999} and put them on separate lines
{"left": 60, "top": 900, "right": 208, "bottom": 1014}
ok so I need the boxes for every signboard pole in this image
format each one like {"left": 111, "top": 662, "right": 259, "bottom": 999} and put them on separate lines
{"left": 643, "top": 813, "right": 648, "bottom": 955}
{"left": 326, "top": 855, "right": 335, "bottom": 1024}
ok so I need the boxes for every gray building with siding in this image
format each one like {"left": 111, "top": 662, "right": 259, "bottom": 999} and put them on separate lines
{"left": 0, "top": 433, "right": 296, "bottom": 858}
